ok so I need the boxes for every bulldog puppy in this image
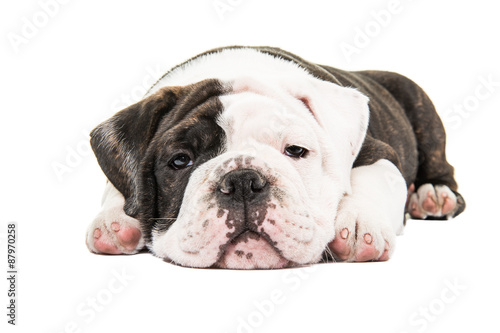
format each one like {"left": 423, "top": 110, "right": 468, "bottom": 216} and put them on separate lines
{"left": 85, "top": 46, "right": 465, "bottom": 269}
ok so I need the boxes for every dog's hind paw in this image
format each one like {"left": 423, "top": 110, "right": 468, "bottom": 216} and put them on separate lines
{"left": 407, "top": 183, "right": 463, "bottom": 219}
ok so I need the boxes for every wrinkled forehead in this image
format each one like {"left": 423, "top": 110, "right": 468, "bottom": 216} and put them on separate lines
{"left": 155, "top": 93, "right": 225, "bottom": 150}
{"left": 217, "top": 91, "right": 319, "bottom": 149}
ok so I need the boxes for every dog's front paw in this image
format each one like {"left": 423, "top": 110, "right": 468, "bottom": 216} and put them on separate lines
{"left": 328, "top": 197, "right": 396, "bottom": 262}
{"left": 407, "top": 183, "right": 462, "bottom": 219}
{"left": 86, "top": 206, "right": 144, "bottom": 255}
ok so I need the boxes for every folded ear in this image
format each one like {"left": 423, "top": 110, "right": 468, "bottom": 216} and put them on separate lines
{"left": 90, "top": 79, "right": 226, "bottom": 216}
{"left": 90, "top": 86, "right": 182, "bottom": 215}
{"left": 289, "top": 78, "right": 369, "bottom": 194}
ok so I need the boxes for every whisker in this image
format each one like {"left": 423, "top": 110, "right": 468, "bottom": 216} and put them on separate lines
{"left": 322, "top": 245, "right": 336, "bottom": 263}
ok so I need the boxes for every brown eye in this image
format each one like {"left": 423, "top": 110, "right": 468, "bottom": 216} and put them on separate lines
{"left": 169, "top": 154, "right": 193, "bottom": 170}
{"left": 284, "top": 145, "right": 308, "bottom": 158}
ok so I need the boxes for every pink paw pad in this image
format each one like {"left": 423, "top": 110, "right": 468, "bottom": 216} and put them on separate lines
{"left": 440, "top": 192, "right": 455, "bottom": 215}
{"left": 409, "top": 198, "right": 424, "bottom": 218}
{"left": 421, "top": 190, "right": 438, "bottom": 214}
{"left": 354, "top": 233, "right": 380, "bottom": 261}
{"left": 328, "top": 228, "right": 351, "bottom": 260}
{"left": 378, "top": 241, "right": 390, "bottom": 261}
{"left": 93, "top": 228, "right": 121, "bottom": 254}
{"left": 111, "top": 222, "right": 142, "bottom": 251}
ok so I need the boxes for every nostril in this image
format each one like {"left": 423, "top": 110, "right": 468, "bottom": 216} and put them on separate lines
{"left": 250, "top": 179, "right": 267, "bottom": 193}
{"left": 219, "top": 186, "right": 232, "bottom": 194}
{"left": 219, "top": 172, "right": 236, "bottom": 195}
{"left": 219, "top": 179, "right": 234, "bottom": 195}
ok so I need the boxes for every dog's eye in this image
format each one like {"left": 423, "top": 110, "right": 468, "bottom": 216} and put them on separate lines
{"left": 169, "top": 154, "right": 193, "bottom": 170}
{"left": 284, "top": 145, "right": 308, "bottom": 158}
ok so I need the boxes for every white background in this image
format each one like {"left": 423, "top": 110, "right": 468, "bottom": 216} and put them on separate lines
{"left": 1, "top": 0, "right": 499, "bottom": 332}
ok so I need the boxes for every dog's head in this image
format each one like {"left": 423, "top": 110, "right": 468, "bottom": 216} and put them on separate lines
{"left": 91, "top": 76, "right": 369, "bottom": 269}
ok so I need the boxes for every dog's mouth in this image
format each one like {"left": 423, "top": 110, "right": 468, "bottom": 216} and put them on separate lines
{"left": 214, "top": 230, "right": 291, "bottom": 269}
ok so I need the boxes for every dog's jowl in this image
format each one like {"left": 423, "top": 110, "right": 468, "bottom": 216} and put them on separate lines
{"left": 85, "top": 46, "right": 466, "bottom": 269}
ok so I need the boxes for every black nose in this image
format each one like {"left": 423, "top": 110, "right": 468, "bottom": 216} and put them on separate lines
{"left": 218, "top": 169, "right": 269, "bottom": 203}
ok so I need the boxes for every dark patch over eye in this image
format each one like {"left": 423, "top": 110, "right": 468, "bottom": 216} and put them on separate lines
{"left": 284, "top": 145, "right": 308, "bottom": 158}
{"left": 169, "top": 153, "right": 193, "bottom": 170}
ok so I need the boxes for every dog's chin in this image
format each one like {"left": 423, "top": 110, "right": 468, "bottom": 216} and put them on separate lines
{"left": 214, "top": 231, "right": 291, "bottom": 269}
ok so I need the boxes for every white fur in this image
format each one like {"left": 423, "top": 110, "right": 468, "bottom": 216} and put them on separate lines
{"left": 335, "top": 159, "right": 407, "bottom": 261}
{"left": 146, "top": 48, "right": 316, "bottom": 95}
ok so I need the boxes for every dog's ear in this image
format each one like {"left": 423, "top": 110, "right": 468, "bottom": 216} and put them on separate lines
{"left": 290, "top": 79, "right": 369, "bottom": 194}
{"left": 90, "top": 86, "right": 182, "bottom": 215}
{"left": 90, "top": 79, "right": 226, "bottom": 216}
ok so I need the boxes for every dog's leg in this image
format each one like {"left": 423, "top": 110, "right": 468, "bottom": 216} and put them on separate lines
{"left": 359, "top": 71, "right": 466, "bottom": 219}
{"left": 401, "top": 89, "right": 466, "bottom": 219}
{"left": 86, "top": 182, "right": 145, "bottom": 254}
{"left": 329, "top": 159, "right": 407, "bottom": 262}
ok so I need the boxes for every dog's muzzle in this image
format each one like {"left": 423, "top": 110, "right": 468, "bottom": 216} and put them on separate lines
{"left": 213, "top": 168, "right": 291, "bottom": 268}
